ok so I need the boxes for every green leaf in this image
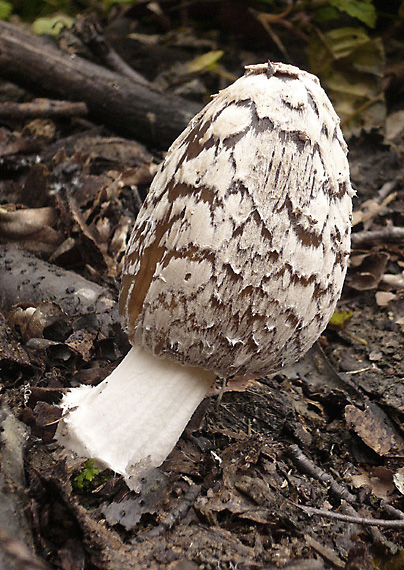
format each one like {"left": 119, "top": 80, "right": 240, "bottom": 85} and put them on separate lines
{"left": 0, "top": 0, "right": 12, "bottom": 20}
{"left": 185, "top": 50, "right": 224, "bottom": 74}
{"left": 32, "top": 13, "right": 73, "bottom": 36}
{"left": 72, "top": 459, "right": 111, "bottom": 492}
{"left": 328, "top": 310, "right": 353, "bottom": 330}
{"left": 73, "top": 460, "right": 101, "bottom": 490}
{"left": 349, "top": 36, "right": 384, "bottom": 74}
{"left": 329, "top": 0, "right": 377, "bottom": 28}
{"left": 307, "top": 26, "right": 386, "bottom": 137}
{"left": 325, "top": 27, "right": 371, "bottom": 60}
{"left": 326, "top": 72, "right": 372, "bottom": 97}
{"left": 313, "top": 6, "right": 340, "bottom": 23}
{"left": 103, "top": 0, "right": 134, "bottom": 10}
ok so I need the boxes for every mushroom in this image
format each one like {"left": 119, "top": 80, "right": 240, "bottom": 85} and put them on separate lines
{"left": 56, "top": 62, "right": 353, "bottom": 487}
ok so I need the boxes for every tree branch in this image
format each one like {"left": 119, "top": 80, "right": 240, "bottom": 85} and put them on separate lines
{"left": 0, "top": 21, "right": 201, "bottom": 149}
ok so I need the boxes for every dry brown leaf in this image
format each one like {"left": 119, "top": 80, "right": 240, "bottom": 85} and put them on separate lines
{"left": 345, "top": 402, "right": 404, "bottom": 457}
{"left": 351, "top": 466, "right": 395, "bottom": 499}
{"left": 347, "top": 252, "right": 389, "bottom": 290}
{"left": 375, "top": 291, "right": 397, "bottom": 307}
{"left": 0, "top": 205, "right": 62, "bottom": 255}
{"left": 352, "top": 192, "right": 396, "bottom": 228}
{"left": 65, "top": 329, "right": 97, "bottom": 362}
{"left": 8, "top": 302, "right": 65, "bottom": 343}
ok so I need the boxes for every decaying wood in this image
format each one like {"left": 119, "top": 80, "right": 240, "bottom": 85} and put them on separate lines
{"left": 0, "top": 21, "right": 201, "bottom": 148}
{"left": 0, "top": 99, "right": 88, "bottom": 120}
{"left": 0, "top": 401, "right": 50, "bottom": 570}
{"left": 0, "top": 244, "right": 118, "bottom": 323}
{"left": 351, "top": 226, "right": 404, "bottom": 247}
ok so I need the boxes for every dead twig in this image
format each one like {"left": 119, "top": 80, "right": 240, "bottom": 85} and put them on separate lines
{"left": 380, "top": 501, "right": 404, "bottom": 520}
{"left": 304, "top": 534, "right": 344, "bottom": 569}
{"left": 288, "top": 445, "right": 357, "bottom": 504}
{"left": 341, "top": 502, "right": 396, "bottom": 554}
{"left": 297, "top": 504, "right": 404, "bottom": 528}
{"left": 351, "top": 226, "right": 404, "bottom": 247}
{"left": 0, "top": 99, "right": 87, "bottom": 120}
{"left": 72, "top": 17, "right": 150, "bottom": 86}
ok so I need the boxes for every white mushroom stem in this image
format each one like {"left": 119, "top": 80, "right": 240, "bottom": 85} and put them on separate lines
{"left": 56, "top": 345, "right": 215, "bottom": 486}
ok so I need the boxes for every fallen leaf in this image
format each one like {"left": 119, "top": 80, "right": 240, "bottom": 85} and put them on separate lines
{"left": 345, "top": 402, "right": 404, "bottom": 456}
{"left": 352, "top": 192, "right": 396, "bottom": 228}
{"left": 384, "top": 109, "right": 404, "bottom": 148}
{"left": 346, "top": 252, "right": 389, "bottom": 290}
{"left": 8, "top": 301, "right": 66, "bottom": 343}
{"left": 102, "top": 473, "right": 169, "bottom": 531}
{"left": 308, "top": 26, "right": 385, "bottom": 137}
{"left": 185, "top": 50, "right": 224, "bottom": 74}
{"left": 328, "top": 310, "right": 354, "bottom": 330}
{"left": 375, "top": 291, "right": 397, "bottom": 307}
{"left": 351, "top": 466, "right": 395, "bottom": 499}
{"left": 65, "top": 329, "right": 97, "bottom": 362}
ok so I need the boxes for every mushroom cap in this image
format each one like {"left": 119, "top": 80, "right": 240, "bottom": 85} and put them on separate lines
{"left": 119, "top": 62, "right": 353, "bottom": 379}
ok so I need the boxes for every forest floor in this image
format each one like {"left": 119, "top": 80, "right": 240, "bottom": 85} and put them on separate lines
{"left": 0, "top": 3, "right": 404, "bottom": 569}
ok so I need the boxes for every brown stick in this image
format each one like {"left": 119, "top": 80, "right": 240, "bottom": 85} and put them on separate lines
{"left": 351, "top": 226, "right": 404, "bottom": 247}
{"left": 72, "top": 17, "right": 150, "bottom": 86}
{"left": 0, "top": 21, "right": 201, "bottom": 148}
{"left": 288, "top": 444, "right": 357, "bottom": 504}
{"left": 0, "top": 99, "right": 88, "bottom": 119}
{"left": 297, "top": 504, "right": 404, "bottom": 528}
